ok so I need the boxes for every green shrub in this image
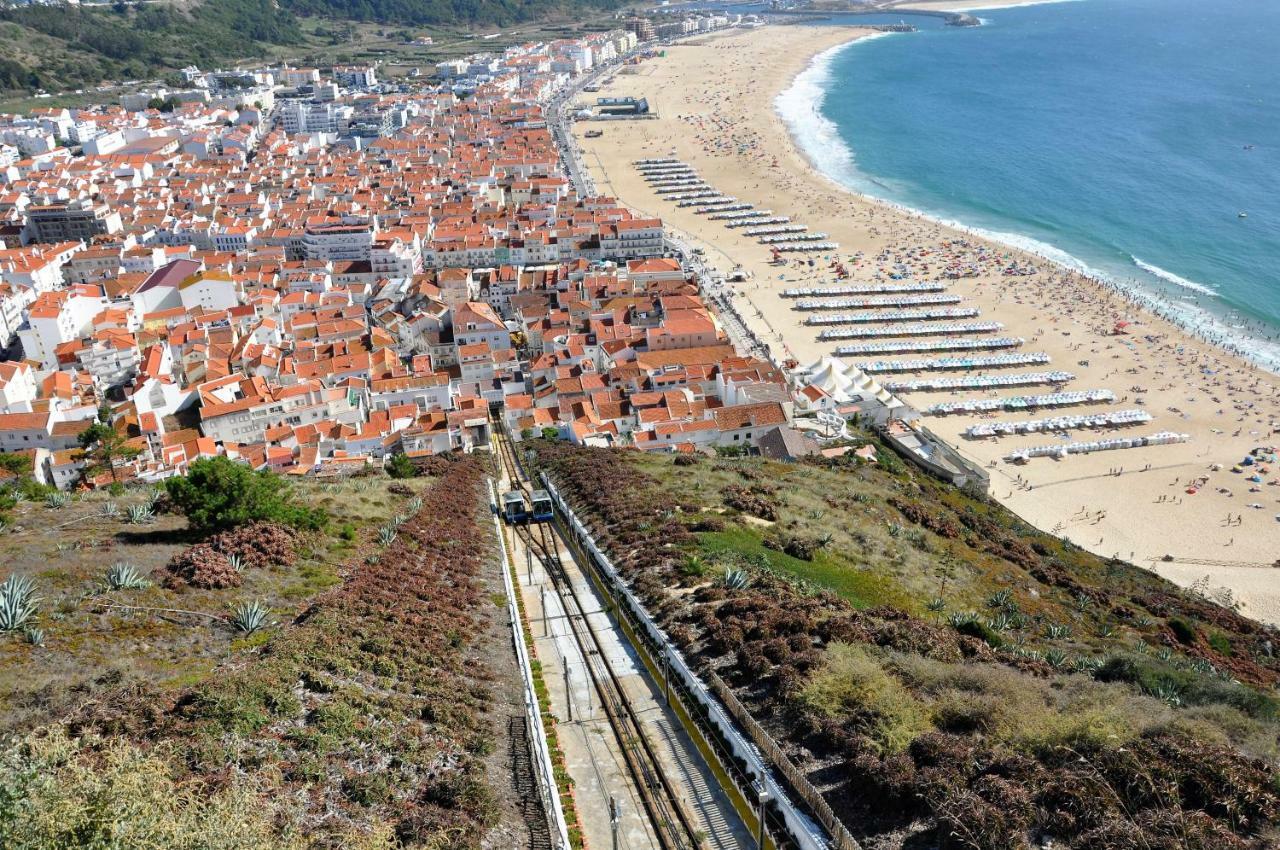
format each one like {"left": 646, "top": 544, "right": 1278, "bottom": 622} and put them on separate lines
{"left": 384, "top": 453, "right": 416, "bottom": 479}
{"left": 1167, "top": 616, "right": 1197, "bottom": 645}
{"left": 800, "top": 644, "right": 930, "bottom": 753}
{"left": 1207, "top": 631, "right": 1232, "bottom": 656}
{"left": 165, "top": 457, "right": 326, "bottom": 534}
{"left": 952, "top": 616, "right": 1003, "bottom": 648}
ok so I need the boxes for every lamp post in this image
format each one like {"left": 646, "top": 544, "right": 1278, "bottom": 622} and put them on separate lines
{"left": 754, "top": 782, "right": 770, "bottom": 850}
{"left": 609, "top": 796, "right": 620, "bottom": 850}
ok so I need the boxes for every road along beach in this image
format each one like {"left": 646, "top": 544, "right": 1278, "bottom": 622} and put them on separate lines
{"left": 572, "top": 23, "right": 1280, "bottom": 622}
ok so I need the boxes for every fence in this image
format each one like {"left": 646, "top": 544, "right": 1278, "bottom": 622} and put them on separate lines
{"left": 543, "top": 473, "right": 861, "bottom": 850}
{"left": 706, "top": 674, "right": 861, "bottom": 850}
{"left": 488, "top": 479, "right": 572, "bottom": 850}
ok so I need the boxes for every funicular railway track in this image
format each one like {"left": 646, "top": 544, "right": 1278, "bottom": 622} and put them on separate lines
{"left": 492, "top": 421, "right": 707, "bottom": 850}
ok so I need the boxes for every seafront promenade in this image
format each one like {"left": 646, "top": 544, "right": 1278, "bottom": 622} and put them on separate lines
{"left": 571, "top": 23, "right": 1280, "bottom": 622}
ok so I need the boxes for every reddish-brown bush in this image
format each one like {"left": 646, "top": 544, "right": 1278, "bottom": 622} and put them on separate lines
{"left": 162, "top": 522, "right": 296, "bottom": 589}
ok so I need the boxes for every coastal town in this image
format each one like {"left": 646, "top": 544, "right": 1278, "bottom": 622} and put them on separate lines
{"left": 0, "top": 14, "right": 811, "bottom": 490}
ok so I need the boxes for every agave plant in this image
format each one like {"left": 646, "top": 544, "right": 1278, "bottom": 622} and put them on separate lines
{"left": 0, "top": 574, "right": 40, "bottom": 631}
{"left": 406, "top": 496, "right": 423, "bottom": 514}
{"left": 146, "top": 487, "right": 164, "bottom": 509}
{"left": 926, "top": 597, "right": 946, "bottom": 613}
{"left": 45, "top": 492, "right": 70, "bottom": 509}
{"left": 10, "top": 489, "right": 27, "bottom": 504}
{"left": 1073, "top": 656, "right": 1104, "bottom": 675}
{"left": 987, "top": 589, "right": 1013, "bottom": 609}
{"left": 1045, "top": 622, "right": 1072, "bottom": 640}
{"left": 226, "top": 554, "right": 245, "bottom": 574}
{"left": 1146, "top": 681, "right": 1182, "bottom": 707}
{"left": 229, "top": 600, "right": 271, "bottom": 634}
{"left": 126, "top": 504, "right": 155, "bottom": 525}
{"left": 377, "top": 525, "right": 398, "bottom": 547}
{"left": 105, "top": 561, "right": 151, "bottom": 591}
{"left": 987, "top": 613, "right": 1015, "bottom": 633}
{"left": 22, "top": 627, "right": 44, "bottom": 647}
{"left": 947, "top": 611, "right": 978, "bottom": 628}
{"left": 1044, "top": 648, "right": 1069, "bottom": 669}
{"left": 721, "top": 568, "right": 750, "bottom": 590}
{"left": 100, "top": 502, "right": 120, "bottom": 519}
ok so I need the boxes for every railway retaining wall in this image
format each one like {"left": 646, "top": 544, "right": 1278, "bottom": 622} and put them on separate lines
{"left": 543, "top": 475, "right": 861, "bottom": 850}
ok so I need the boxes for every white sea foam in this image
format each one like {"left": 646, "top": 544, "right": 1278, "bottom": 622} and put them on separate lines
{"left": 946, "top": 0, "right": 1086, "bottom": 11}
{"left": 775, "top": 34, "right": 1280, "bottom": 373}
{"left": 1131, "top": 257, "right": 1218, "bottom": 296}
{"left": 775, "top": 34, "right": 887, "bottom": 191}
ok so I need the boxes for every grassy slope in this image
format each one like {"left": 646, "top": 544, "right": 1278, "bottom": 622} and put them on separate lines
{"left": 532, "top": 439, "right": 1280, "bottom": 849}
{"left": 0, "top": 473, "right": 419, "bottom": 733}
{"left": 0, "top": 458, "right": 527, "bottom": 848}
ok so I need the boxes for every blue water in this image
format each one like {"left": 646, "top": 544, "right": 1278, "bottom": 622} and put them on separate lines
{"left": 782, "top": 0, "right": 1280, "bottom": 370}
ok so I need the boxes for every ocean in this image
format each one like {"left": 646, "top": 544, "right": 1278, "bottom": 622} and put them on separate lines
{"left": 777, "top": 0, "right": 1280, "bottom": 372}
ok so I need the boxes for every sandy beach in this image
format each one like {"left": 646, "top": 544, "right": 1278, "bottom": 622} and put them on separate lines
{"left": 573, "top": 24, "right": 1280, "bottom": 622}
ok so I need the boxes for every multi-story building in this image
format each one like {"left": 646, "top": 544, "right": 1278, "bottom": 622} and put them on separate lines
{"left": 26, "top": 201, "right": 122, "bottom": 244}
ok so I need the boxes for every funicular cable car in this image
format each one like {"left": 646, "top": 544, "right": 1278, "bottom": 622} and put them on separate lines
{"left": 501, "top": 490, "right": 528, "bottom": 525}
{"left": 529, "top": 489, "right": 554, "bottom": 522}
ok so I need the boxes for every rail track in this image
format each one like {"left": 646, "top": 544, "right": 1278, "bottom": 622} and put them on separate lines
{"left": 509, "top": 714, "right": 555, "bottom": 850}
{"left": 493, "top": 421, "right": 707, "bottom": 850}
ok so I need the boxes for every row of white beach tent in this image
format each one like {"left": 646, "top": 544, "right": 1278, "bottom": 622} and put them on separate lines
{"left": 761, "top": 233, "right": 828, "bottom": 244}
{"left": 1005, "top": 431, "right": 1189, "bottom": 463}
{"left": 659, "top": 190, "right": 719, "bottom": 201}
{"left": 885, "top": 370, "right": 1074, "bottom": 393}
{"left": 655, "top": 184, "right": 713, "bottom": 195}
{"left": 677, "top": 197, "right": 733, "bottom": 208}
{"left": 926, "top": 389, "right": 1115, "bottom": 416}
{"left": 858, "top": 352, "right": 1049, "bottom": 373}
{"left": 783, "top": 282, "right": 947, "bottom": 297}
{"left": 835, "top": 336, "right": 1025, "bottom": 356}
{"left": 797, "top": 294, "right": 961, "bottom": 311}
{"left": 729, "top": 216, "right": 789, "bottom": 228}
{"left": 711, "top": 210, "right": 772, "bottom": 221}
{"left": 646, "top": 176, "right": 701, "bottom": 187}
{"left": 745, "top": 224, "right": 807, "bottom": 236}
{"left": 691, "top": 202, "right": 750, "bottom": 212}
{"left": 642, "top": 169, "right": 698, "bottom": 178}
{"left": 821, "top": 321, "right": 1004, "bottom": 341}
{"left": 965, "top": 409, "right": 1152, "bottom": 438}
{"left": 774, "top": 242, "right": 839, "bottom": 252}
{"left": 807, "top": 307, "right": 981, "bottom": 327}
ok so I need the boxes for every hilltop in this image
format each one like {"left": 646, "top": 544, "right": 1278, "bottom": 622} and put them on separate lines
{"left": 0, "top": 0, "right": 622, "bottom": 99}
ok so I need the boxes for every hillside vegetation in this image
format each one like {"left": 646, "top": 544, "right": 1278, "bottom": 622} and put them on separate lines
{"left": 0, "top": 0, "right": 622, "bottom": 98}
{"left": 531, "top": 439, "right": 1280, "bottom": 849}
{"left": 285, "top": 0, "right": 622, "bottom": 28}
{"left": 0, "top": 456, "right": 529, "bottom": 848}
{"left": 0, "top": 0, "right": 302, "bottom": 94}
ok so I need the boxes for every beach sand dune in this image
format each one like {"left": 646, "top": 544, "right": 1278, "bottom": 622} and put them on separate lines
{"left": 575, "top": 25, "right": 1280, "bottom": 622}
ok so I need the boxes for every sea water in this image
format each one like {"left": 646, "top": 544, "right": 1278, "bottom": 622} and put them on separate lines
{"left": 779, "top": 0, "right": 1280, "bottom": 371}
